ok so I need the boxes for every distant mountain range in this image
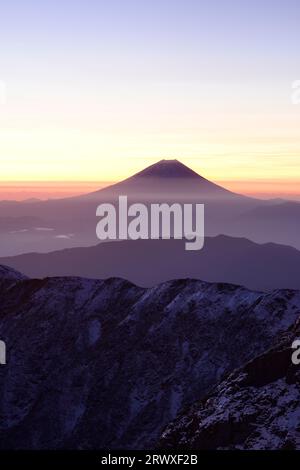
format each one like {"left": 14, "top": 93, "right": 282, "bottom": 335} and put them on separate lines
{"left": 231, "top": 201, "right": 300, "bottom": 248}
{"left": 1, "top": 235, "right": 300, "bottom": 292}
{"left": 0, "top": 159, "right": 299, "bottom": 256}
{"left": 0, "top": 266, "right": 299, "bottom": 449}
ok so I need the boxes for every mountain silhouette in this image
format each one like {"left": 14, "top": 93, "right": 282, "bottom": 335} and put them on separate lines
{"left": 2, "top": 235, "right": 300, "bottom": 292}
{"left": 0, "top": 159, "right": 299, "bottom": 255}
{"left": 77, "top": 158, "right": 247, "bottom": 202}
{"left": 131, "top": 159, "right": 199, "bottom": 178}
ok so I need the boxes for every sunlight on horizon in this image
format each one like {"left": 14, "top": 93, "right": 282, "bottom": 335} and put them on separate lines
{"left": 0, "top": 0, "right": 299, "bottom": 197}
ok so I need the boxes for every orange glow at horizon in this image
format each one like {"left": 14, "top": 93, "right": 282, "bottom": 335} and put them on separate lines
{"left": 0, "top": 181, "right": 111, "bottom": 201}
{"left": 216, "top": 179, "right": 300, "bottom": 200}
{"left": 0, "top": 177, "right": 299, "bottom": 202}
{"left": 0, "top": 1, "right": 299, "bottom": 204}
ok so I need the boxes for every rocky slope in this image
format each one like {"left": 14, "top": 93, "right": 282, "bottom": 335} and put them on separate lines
{"left": 159, "top": 317, "right": 300, "bottom": 450}
{"left": 0, "top": 265, "right": 299, "bottom": 449}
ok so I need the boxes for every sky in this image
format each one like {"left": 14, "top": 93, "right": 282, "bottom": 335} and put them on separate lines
{"left": 0, "top": 0, "right": 299, "bottom": 199}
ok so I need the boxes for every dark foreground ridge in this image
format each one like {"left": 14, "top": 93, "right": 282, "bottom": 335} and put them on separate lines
{"left": 0, "top": 265, "right": 299, "bottom": 449}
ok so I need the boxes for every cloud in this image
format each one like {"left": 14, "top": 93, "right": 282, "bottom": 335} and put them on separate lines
{"left": 54, "top": 234, "right": 75, "bottom": 239}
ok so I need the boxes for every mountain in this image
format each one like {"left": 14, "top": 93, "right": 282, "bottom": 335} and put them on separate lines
{"left": 77, "top": 159, "right": 245, "bottom": 202}
{"left": 0, "top": 266, "right": 299, "bottom": 449}
{"left": 231, "top": 201, "right": 300, "bottom": 249}
{"left": 1, "top": 235, "right": 300, "bottom": 292}
{"left": 159, "top": 315, "right": 300, "bottom": 450}
{"left": 0, "top": 160, "right": 258, "bottom": 257}
{"left": 0, "top": 265, "right": 27, "bottom": 283}
{"left": 0, "top": 159, "right": 298, "bottom": 256}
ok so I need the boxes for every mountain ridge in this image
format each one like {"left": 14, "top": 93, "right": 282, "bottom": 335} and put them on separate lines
{"left": 0, "top": 267, "right": 299, "bottom": 449}
{"left": 1, "top": 235, "right": 300, "bottom": 292}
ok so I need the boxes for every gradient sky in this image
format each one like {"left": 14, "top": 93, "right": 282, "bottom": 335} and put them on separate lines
{"left": 0, "top": 0, "right": 299, "bottom": 198}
